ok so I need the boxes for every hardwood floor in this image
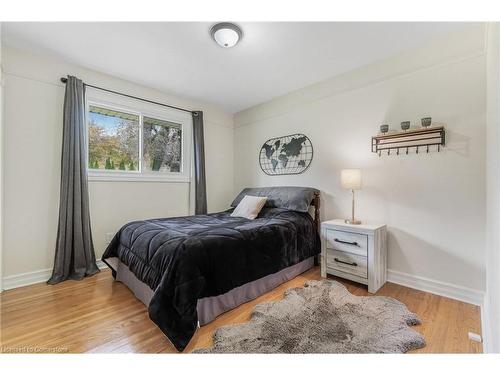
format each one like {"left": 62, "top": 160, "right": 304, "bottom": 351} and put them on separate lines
{"left": 0, "top": 267, "right": 482, "bottom": 353}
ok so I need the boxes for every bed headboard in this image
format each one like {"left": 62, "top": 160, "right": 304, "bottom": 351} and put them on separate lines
{"left": 232, "top": 186, "right": 321, "bottom": 233}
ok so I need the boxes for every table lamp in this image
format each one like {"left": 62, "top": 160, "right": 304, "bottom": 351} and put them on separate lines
{"left": 341, "top": 169, "right": 362, "bottom": 225}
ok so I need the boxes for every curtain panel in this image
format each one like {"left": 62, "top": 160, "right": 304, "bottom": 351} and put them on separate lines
{"left": 192, "top": 111, "right": 207, "bottom": 215}
{"left": 48, "top": 76, "right": 99, "bottom": 284}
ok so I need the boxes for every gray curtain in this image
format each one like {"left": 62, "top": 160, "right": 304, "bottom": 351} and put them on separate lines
{"left": 192, "top": 111, "right": 207, "bottom": 214}
{"left": 48, "top": 76, "right": 99, "bottom": 284}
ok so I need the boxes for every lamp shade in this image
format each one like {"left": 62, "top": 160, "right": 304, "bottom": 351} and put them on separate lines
{"left": 341, "top": 169, "right": 362, "bottom": 190}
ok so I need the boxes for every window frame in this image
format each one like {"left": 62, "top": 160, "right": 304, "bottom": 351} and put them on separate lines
{"left": 85, "top": 87, "right": 192, "bottom": 183}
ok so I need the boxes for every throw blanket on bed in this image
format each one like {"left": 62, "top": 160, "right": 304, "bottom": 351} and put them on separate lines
{"left": 102, "top": 207, "right": 320, "bottom": 351}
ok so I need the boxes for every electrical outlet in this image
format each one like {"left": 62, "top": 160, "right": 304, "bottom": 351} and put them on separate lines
{"left": 104, "top": 232, "right": 114, "bottom": 245}
{"left": 468, "top": 332, "right": 482, "bottom": 343}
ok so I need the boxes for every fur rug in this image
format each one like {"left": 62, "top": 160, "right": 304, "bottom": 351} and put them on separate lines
{"left": 195, "top": 279, "right": 425, "bottom": 353}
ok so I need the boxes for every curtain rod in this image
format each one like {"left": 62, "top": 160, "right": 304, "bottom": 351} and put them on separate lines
{"left": 60, "top": 77, "right": 194, "bottom": 114}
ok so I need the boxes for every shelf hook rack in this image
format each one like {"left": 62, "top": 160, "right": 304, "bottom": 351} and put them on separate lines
{"left": 372, "top": 126, "right": 445, "bottom": 156}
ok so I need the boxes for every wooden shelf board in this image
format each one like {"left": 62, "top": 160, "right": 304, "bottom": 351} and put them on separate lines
{"left": 372, "top": 126, "right": 444, "bottom": 141}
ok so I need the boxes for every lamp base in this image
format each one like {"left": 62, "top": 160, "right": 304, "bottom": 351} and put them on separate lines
{"left": 345, "top": 219, "right": 362, "bottom": 225}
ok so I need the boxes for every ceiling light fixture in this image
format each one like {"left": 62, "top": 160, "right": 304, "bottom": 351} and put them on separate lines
{"left": 210, "top": 22, "right": 242, "bottom": 48}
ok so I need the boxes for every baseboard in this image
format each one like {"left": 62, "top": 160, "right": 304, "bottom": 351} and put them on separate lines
{"left": 1, "top": 260, "right": 108, "bottom": 291}
{"left": 2, "top": 267, "right": 53, "bottom": 290}
{"left": 387, "top": 269, "right": 484, "bottom": 306}
{"left": 96, "top": 259, "right": 107, "bottom": 269}
{"left": 481, "top": 293, "right": 491, "bottom": 353}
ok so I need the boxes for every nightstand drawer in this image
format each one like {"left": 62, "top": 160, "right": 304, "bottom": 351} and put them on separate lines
{"left": 326, "top": 249, "right": 368, "bottom": 278}
{"left": 326, "top": 229, "right": 368, "bottom": 256}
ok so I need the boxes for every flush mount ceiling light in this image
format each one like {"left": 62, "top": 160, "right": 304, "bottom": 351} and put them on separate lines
{"left": 210, "top": 22, "right": 242, "bottom": 48}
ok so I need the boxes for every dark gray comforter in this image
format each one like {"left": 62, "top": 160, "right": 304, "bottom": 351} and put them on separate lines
{"left": 102, "top": 207, "right": 320, "bottom": 351}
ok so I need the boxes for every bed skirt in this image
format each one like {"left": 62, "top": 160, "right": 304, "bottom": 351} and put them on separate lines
{"left": 105, "top": 256, "right": 315, "bottom": 326}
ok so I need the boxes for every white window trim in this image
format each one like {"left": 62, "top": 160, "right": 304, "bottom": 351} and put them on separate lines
{"left": 86, "top": 87, "right": 192, "bottom": 183}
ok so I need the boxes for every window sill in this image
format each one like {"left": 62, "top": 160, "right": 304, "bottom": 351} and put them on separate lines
{"left": 87, "top": 172, "right": 190, "bottom": 183}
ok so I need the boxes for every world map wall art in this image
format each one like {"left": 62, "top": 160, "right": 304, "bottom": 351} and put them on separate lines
{"left": 259, "top": 133, "right": 313, "bottom": 175}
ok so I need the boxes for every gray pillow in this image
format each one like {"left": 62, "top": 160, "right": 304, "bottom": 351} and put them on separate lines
{"left": 231, "top": 186, "right": 319, "bottom": 213}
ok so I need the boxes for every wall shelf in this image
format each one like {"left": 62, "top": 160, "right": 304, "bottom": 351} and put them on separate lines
{"left": 371, "top": 126, "right": 445, "bottom": 156}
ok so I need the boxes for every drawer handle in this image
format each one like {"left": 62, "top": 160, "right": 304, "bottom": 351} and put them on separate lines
{"left": 334, "top": 238, "right": 359, "bottom": 246}
{"left": 334, "top": 258, "right": 358, "bottom": 267}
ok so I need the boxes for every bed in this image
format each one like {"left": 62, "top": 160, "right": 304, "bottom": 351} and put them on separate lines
{"left": 102, "top": 186, "right": 321, "bottom": 351}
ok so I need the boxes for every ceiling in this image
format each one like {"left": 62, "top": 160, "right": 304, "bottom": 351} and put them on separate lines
{"left": 2, "top": 22, "right": 472, "bottom": 113}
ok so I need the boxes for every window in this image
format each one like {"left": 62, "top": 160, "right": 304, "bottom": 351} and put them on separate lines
{"left": 142, "top": 117, "right": 182, "bottom": 173}
{"left": 86, "top": 88, "right": 192, "bottom": 182}
{"left": 88, "top": 105, "right": 140, "bottom": 171}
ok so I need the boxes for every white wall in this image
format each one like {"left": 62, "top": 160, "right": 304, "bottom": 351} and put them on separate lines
{"left": 485, "top": 22, "right": 500, "bottom": 353}
{"left": 1, "top": 45, "right": 234, "bottom": 280}
{"left": 234, "top": 25, "right": 487, "bottom": 293}
{"left": 0, "top": 23, "right": 4, "bottom": 291}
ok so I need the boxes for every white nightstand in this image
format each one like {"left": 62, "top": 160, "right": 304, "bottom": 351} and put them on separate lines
{"left": 321, "top": 219, "right": 387, "bottom": 293}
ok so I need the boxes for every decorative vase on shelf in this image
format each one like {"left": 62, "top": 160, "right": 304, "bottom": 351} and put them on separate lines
{"left": 421, "top": 117, "right": 432, "bottom": 128}
{"left": 380, "top": 124, "right": 389, "bottom": 134}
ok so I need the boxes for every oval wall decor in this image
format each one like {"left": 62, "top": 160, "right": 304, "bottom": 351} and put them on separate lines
{"left": 259, "top": 133, "right": 313, "bottom": 175}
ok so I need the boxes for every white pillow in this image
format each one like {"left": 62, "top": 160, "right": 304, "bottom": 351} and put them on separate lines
{"left": 230, "top": 195, "right": 267, "bottom": 220}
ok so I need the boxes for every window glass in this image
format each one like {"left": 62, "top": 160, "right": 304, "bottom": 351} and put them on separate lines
{"left": 88, "top": 105, "right": 139, "bottom": 171}
{"left": 142, "top": 116, "right": 182, "bottom": 172}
